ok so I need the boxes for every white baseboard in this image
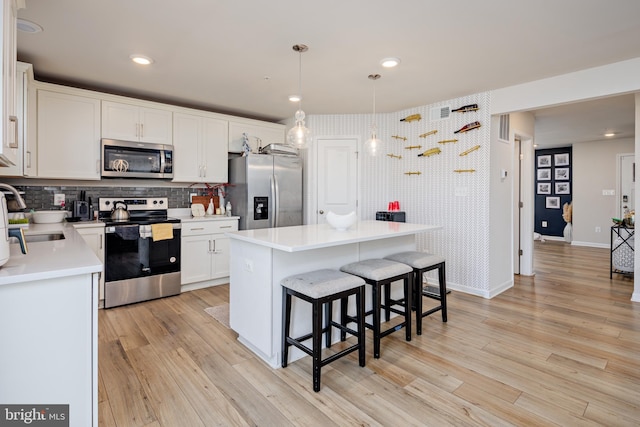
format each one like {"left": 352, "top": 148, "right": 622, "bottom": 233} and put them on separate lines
{"left": 571, "top": 240, "right": 609, "bottom": 248}
{"left": 181, "top": 277, "right": 229, "bottom": 293}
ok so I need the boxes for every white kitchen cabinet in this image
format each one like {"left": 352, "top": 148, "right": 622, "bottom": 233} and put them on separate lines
{"left": 181, "top": 219, "right": 237, "bottom": 286}
{"left": 228, "top": 120, "right": 285, "bottom": 153}
{"left": 75, "top": 225, "right": 105, "bottom": 302}
{"left": 0, "top": 61, "right": 33, "bottom": 177}
{"left": 102, "top": 100, "right": 172, "bottom": 144}
{"left": 173, "top": 111, "right": 228, "bottom": 183}
{"left": 0, "top": 0, "right": 22, "bottom": 167}
{"left": 36, "top": 88, "right": 101, "bottom": 179}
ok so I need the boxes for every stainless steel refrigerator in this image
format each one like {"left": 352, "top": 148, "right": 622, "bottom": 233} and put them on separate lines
{"left": 227, "top": 154, "right": 303, "bottom": 230}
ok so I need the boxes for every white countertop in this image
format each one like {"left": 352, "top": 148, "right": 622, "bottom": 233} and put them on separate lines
{"left": 175, "top": 214, "right": 240, "bottom": 223}
{"left": 226, "top": 220, "right": 441, "bottom": 252}
{"left": 0, "top": 222, "right": 102, "bottom": 286}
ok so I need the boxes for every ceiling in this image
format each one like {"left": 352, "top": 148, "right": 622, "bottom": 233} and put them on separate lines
{"left": 16, "top": 0, "right": 640, "bottom": 145}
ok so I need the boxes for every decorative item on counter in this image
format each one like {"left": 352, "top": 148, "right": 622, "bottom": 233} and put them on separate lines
{"left": 453, "top": 169, "right": 476, "bottom": 173}
{"left": 206, "top": 199, "right": 214, "bottom": 216}
{"left": 404, "top": 171, "right": 422, "bottom": 175}
{"left": 387, "top": 201, "right": 400, "bottom": 211}
{"left": 454, "top": 121, "right": 481, "bottom": 134}
{"left": 438, "top": 139, "right": 458, "bottom": 144}
{"left": 391, "top": 135, "right": 407, "bottom": 141}
{"left": 386, "top": 153, "right": 402, "bottom": 159}
{"left": 405, "top": 145, "right": 422, "bottom": 150}
{"left": 225, "top": 201, "right": 232, "bottom": 217}
{"left": 451, "top": 103, "right": 479, "bottom": 113}
{"left": 326, "top": 211, "right": 357, "bottom": 231}
{"left": 419, "top": 130, "right": 437, "bottom": 138}
{"left": 400, "top": 113, "right": 421, "bottom": 123}
{"left": 191, "top": 204, "right": 205, "bottom": 217}
{"left": 562, "top": 201, "right": 573, "bottom": 242}
{"left": 417, "top": 147, "right": 441, "bottom": 157}
{"left": 459, "top": 145, "right": 481, "bottom": 156}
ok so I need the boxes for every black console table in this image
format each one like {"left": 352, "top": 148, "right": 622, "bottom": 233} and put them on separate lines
{"left": 611, "top": 224, "right": 634, "bottom": 278}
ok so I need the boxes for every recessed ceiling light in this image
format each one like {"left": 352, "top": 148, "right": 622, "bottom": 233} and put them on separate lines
{"left": 288, "top": 95, "right": 301, "bottom": 102}
{"left": 129, "top": 54, "right": 154, "bottom": 65}
{"left": 380, "top": 57, "right": 401, "bottom": 68}
{"left": 17, "top": 18, "right": 43, "bottom": 33}
{"left": 604, "top": 132, "right": 615, "bottom": 137}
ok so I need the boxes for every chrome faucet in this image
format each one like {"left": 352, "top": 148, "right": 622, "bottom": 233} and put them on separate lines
{"left": 0, "top": 183, "right": 26, "bottom": 209}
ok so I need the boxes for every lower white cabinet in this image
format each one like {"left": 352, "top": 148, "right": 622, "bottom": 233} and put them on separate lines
{"left": 181, "top": 219, "right": 237, "bottom": 285}
{"left": 75, "top": 224, "right": 105, "bottom": 301}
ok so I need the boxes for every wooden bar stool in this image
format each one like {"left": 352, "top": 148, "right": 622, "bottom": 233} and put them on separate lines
{"left": 339, "top": 259, "right": 413, "bottom": 358}
{"left": 281, "top": 269, "right": 366, "bottom": 392}
{"left": 384, "top": 251, "right": 447, "bottom": 335}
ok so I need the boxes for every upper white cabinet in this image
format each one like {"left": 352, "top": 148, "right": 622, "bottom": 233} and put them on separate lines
{"left": 172, "top": 111, "right": 228, "bottom": 183}
{"left": 36, "top": 88, "right": 101, "bottom": 179}
{"left": 0, "top": 0, "right": 22, "bottom": 167}
{"left": 0, "top": 61, "right": 33, "bottom": 177}
{"left": 102, "top": 100, "right": 172, "bottom": 144}
{"left": 228, "top": 120, "right": 285, "bottom": 153}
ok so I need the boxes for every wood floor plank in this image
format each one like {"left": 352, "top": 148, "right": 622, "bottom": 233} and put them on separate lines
{"left": 97, "top": 241, "right": 640, "bottom": 426}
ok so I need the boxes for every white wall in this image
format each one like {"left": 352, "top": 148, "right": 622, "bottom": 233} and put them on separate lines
{"left": 572, "top": 138, "right": 634, "bottom": 247}
{"left": 307, "top": 93, "right": 494, "bottom": 297}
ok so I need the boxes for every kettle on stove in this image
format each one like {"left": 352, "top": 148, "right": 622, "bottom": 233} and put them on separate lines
{"left": 110, "top": 201, "right": 130, "bottom": 221}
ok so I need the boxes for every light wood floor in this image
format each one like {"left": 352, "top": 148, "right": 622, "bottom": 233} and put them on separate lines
{"left": 98, "top": 241, "right": 640, "bottom": 426}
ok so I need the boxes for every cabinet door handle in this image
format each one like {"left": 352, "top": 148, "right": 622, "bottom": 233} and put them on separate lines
{"left": 190, "top": 227, "right": 205, "bottom": 231}
{"left": 220, "top": 226, "right": 232, "bottom": 229}
{"left": 135, "top": 123, "right": 139, "bottom": 138}
{"left": 140, "top": 123, "right": 144, "bottom": 138}
{"left": 202, "top": 165, "right": 207, "bottom": 178}
{"left": 9, "top": 116, "right": 18, "bottom": 148}
{"left": 26, "top": 151, "right": 31, "bottom": 168}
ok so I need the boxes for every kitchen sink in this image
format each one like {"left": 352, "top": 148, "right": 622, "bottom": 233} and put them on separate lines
{"left": 24, "top": 233, "right": 66, "bottom": 243}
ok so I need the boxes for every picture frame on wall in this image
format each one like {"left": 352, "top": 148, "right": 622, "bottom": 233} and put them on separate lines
{"left": 554, "top": 153, "right": 570, "bottom": 166}
{"left": 555, "top": 182, "right": 570, "bottom": 194}
{"left": 546, "top": 196, "right": 560, "bottom": 209}
{"left": 555, "top": 167, "right": 570, "bottom": 180}
{"left": 537, "top": 155, "right": 552, "bottom": 168}
{"left": 537, "top": 168, "right": 551, "bottom": 181}
{"left": 537, "top": 183, "right": 551, "bottom": 194}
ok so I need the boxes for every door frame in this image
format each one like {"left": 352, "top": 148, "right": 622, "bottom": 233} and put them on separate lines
{"left": 616, "top": 152, "right": 635, "bottom": 219}
{"left": 514, "top": 132, "right": 535, "bottom": 276}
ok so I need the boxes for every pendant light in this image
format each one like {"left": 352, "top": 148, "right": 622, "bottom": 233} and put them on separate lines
{"left": 287, "top": 44, "right": 312, "bottom": 149}
{"left": 364, "top": 74, "right": 382, "bottom": 156}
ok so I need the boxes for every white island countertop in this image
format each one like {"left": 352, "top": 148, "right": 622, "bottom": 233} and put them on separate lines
{"left": 226, "top": 220, "right": 441, "bottom": 252}
{"left": 0, "top": 222, "right": 102, "bottom": 286}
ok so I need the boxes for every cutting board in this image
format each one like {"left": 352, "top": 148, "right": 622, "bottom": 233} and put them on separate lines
{"left": 191, "top": 195, "right": 219, "bottom": 210}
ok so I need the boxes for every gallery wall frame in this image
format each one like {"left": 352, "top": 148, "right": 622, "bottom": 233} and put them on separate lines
{"left": 537, "top": 183, "right": 551, "bottom": 194}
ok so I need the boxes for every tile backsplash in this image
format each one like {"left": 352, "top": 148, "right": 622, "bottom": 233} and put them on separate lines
{"left": 8, "top": 185, "right": 206, "bottom": 211}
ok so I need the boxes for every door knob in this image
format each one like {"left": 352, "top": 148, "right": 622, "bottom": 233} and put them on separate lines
{"left": 319, "top": 210, "right": 324, "bottom": 214}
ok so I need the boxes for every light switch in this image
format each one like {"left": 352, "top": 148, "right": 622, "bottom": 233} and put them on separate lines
{"left": 542, "top": 221, "right": 547, "bottom": 228}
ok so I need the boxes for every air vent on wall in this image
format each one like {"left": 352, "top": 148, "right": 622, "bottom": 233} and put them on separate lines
{"left": 499, "top": 114, "right": 510, "bottom": 142}
{"left": 429, "top": 105, "right": 451, "bottom": 121}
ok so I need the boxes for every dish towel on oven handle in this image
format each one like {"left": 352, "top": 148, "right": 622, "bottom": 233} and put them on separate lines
{"left": 151, "top": 223, "right": 174, "bottom": 242}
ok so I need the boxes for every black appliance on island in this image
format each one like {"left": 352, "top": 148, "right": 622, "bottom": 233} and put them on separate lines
{"left": 375, "top": 211, "right": 406, "bottom": 222}
{"left": 98, "top": 197, "right": 181, "bottom": 308}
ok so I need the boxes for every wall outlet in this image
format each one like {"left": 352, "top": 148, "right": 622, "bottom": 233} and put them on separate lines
{"left": 189, "top": 193, "right": 197, "bottom": 203}
{"left": 53, "top": 193, "right": 65, "bottom": 207}
{"left": 602, "top": 189, "right": 615, "bottom": 196}
{"left": 595, "top": 226, "right": 601, "bottom": 232}
{"left": 541, "top": 221, "right": 548, "bottom": 228}
{"left": 244, "top": 259, "right": 254, "bottom": 272}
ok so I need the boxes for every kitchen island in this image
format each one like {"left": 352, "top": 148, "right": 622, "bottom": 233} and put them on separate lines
{"left": 0, "top": 222, "right": 101, "bottom": 427}
{"left": 227, "top": 220, "right": 440, "bottom": 368}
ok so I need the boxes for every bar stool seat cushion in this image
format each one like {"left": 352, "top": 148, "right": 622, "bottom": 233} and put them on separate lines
{"left": 281, "top": 269, "right": 365, "bottom": 299}
{"left": 385, "top": 251, "right": 445, "bottom": 269}
{"left": 340, "top": 259, "right": 412, "bottom": 281}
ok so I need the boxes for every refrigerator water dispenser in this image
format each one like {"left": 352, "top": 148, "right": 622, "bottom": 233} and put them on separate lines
{"left": 254, "top": 197, "right": 269, "bottom": 220}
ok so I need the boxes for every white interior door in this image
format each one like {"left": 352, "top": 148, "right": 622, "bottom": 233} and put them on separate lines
{"left": 316, "top": 138, "right": 358, "bottom": 224}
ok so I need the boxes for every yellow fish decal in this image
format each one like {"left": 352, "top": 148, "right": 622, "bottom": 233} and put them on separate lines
{"left": 405, "top": 171, "right": 422, "bottom": 175}
{"left": 418, "top": 147, "right": 441, "bottom": 157}
{"left": 419, "top": 130, "right": 437, "bottom": 138}
{"left": 400, "top": 114, "right": 422, "bottom": 123}
{"left": 391, "top": 135, "right": 407, "bottom": 141}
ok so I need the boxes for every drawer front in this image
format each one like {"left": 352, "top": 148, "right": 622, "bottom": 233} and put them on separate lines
{"left": 181, "top": 220, "right": 238, "bottom": 236}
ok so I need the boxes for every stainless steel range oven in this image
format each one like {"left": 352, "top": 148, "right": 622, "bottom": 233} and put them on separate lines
{"left": 99, "top": 197, "right": 181, "bottom": 308}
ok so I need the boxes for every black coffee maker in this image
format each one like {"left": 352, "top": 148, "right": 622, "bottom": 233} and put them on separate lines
{"left": 72, "top": 191, "right": 92, "bottom": 221}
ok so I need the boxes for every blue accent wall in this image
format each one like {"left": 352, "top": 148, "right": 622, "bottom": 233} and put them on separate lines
{"left": 534, "top": 148, "right": 572, "bottom": 237}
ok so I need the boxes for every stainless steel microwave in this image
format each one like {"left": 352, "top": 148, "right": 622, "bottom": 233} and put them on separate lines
{"left": 101, "top": 139, "right": 173, "bottom": 179}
